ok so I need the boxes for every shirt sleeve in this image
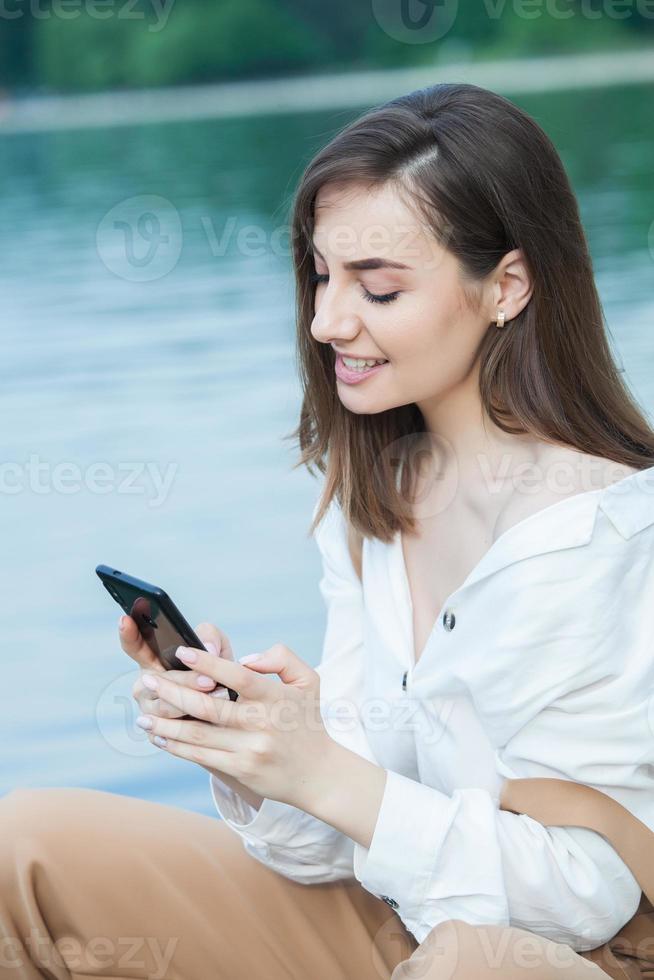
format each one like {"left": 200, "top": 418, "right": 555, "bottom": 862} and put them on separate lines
{"left": 208, "top": 493, "right": 376, "bottom": 884}
{"left": 352, "top": 769, "right": 642, "bottom": 949}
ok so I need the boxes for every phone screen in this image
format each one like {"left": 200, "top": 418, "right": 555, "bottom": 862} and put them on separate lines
{"left": 96, "top": 565, "right": 204, "bottom": 671}
{"left": 96, "top": 564, "right": 239, "bottom": 700}
{"left": 120, "top": 591, "right": 192, "bottom": 671}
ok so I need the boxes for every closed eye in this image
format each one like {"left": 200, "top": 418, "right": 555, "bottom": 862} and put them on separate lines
{"left": 309, "top": 271, "right": 400, "bottom": 306}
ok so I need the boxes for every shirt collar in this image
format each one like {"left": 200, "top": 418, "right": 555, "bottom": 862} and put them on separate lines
{"left": 599, "top": 463, "right": 654, "bottom": 538}
{"left": 460, "top": 463, "right": 654, "bottom": 592}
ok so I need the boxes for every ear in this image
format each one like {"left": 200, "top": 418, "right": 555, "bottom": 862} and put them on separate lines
{"left": 492, "top": 248, "right": 533, "bottom": 323}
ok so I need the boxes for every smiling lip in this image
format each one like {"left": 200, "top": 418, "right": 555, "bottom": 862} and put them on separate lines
{"left": 333, "top": 349, "right": 387, "bottom": 359}
{"left": 334, "top": 352, "right": 389, "bottom": 385}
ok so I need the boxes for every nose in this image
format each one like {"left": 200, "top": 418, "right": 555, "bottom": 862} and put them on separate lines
{"left": 310, "top": 283, "right": 364, "bottom": 348}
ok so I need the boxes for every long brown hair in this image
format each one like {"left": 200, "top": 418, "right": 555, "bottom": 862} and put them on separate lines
{"left": 283, "top": 82, "right": 654, "bottom": 543}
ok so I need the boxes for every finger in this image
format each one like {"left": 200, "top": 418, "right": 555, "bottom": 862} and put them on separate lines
{"left": 145, "top": 726, "right": 240, "bottom": 776}
{"left": 194, "top": 622, "right": 236, "bottom": 662}
{"left": 141, "top": 671, "right": 245, "bottom": 726}
{"left": 136, "top": 714, "right": 244, "bottom": 752}
{"left": 137, "top": 694, "right": 220, "bottom": 723}
{"left": 133, "top": 675, "right": 165, "bottom": 706}
{"left": 237, "top": 643, "right": 316, "bottom": 688}
{"left": 139, "top": 695, "right": 184, "bottom": 720}
{"left": 154, "top": 666, "right": 219, "bottom": 694}
{"left": 133, "top": 669, "right": 204, "bottom": 718}
{"left": 134, "top": 669, "right": 211, "bottom": 702}
{"left": 133, "top": 678, "right": 186, "bottom": 719}
{"left": 173, "top": 646, "right": 269, "bottom": 701}
{"left": 119, "top": 614, "right": 165, "bottom": 672}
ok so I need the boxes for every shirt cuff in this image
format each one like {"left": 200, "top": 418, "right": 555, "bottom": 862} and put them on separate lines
{"left": 209, "top": 772, "right": 274, "bottom": 836}
{"left": 209, "top": 771, "right": 319, "bottom": 850}
{"left": 352, "top": 768, "right": 452, "bottom": 914}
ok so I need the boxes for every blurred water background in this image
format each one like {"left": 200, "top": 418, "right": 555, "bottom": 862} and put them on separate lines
{"left": 1, "top": 67, "right": 653, "bottom": 813}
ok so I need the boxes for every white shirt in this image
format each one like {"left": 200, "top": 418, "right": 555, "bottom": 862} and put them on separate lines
{"left": 210, "top": 464, "right": 654, "bottom": 950}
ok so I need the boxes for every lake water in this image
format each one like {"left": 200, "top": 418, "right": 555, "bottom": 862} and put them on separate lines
{"left": 2, "top": 82, "right": 653, "bottom": 816}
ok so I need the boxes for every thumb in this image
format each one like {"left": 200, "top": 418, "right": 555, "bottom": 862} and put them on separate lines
{"left": 238, "top": 644, "right": 316, "bottom": 688}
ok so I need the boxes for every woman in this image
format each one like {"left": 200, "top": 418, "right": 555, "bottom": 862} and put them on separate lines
{"left": 2, "top": 82, "right": 654, "bottom": 979}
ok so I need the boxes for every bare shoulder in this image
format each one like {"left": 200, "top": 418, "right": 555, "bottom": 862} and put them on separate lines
{"left": 527, "top": 444, "right": 640, "bottom": 493}
{"left": 495, "top": 445, "right": 640, "bottom": 539}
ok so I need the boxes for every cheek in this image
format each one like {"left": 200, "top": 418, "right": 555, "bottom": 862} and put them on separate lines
{"left": 412, "top": 284, "right": 475, "bottom": 350}
{"left": 386, "top": 299, "right": 451, "bottom": 360}
{"left": 384, "top": 297, "right": 479, "bottom": 395}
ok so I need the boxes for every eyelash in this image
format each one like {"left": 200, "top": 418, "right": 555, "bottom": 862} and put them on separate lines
{"left": 309, "top": 272, "right": 400, "bottom": 306}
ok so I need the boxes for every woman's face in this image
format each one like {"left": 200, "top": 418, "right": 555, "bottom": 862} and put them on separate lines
{"left": 309, "top": 180, "right": 496, "bottom": 418}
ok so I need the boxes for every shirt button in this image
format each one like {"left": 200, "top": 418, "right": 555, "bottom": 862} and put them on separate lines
{"left": 380, "top": 895, "right": 399, "bottom": 909}
{"left": 442, "top": 608, "right": 456, "bottom": 631}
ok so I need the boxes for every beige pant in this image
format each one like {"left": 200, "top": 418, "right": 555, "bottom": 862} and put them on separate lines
{"left": 0, "top": 786, "right": 637, "bottom": 979}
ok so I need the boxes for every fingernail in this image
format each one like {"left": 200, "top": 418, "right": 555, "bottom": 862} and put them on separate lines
{"left": 239, "top": 653, "right": 262, "bottom": 664}
{"left": 153, "top": 735, "right": 167, "bottom": 747}
{"left": 197, "top": 675, "right": 215, "bottom": 688}
{"left": 142, "top": 674, "right": 159, "bottom": 691}
{"left": 177, "top": 647, "right": 197, "bottom": 664}
{"left": 135, "top": 715, "right": 153, "bottom": 730}
{"left": 211, "top": 687, "right": 231, "bottom": 699}
{"left": 205, "top": 642, "right": 218, "bottom": 656}
{"left": 119, "top": 615, "right": 126, "bottom": 631}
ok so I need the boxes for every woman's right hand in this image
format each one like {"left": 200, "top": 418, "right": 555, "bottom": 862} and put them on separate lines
{"left": 120, "top": 615, "right": 264, "bottom": 811}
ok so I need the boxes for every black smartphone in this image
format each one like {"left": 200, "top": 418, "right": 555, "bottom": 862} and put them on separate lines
{"left": 95, "top": 564, "right": 238, "bottom": 701}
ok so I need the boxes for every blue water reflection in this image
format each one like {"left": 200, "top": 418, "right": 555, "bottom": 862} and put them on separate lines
{"left": 1, "top": 86, "right": 653, "bottom": 814}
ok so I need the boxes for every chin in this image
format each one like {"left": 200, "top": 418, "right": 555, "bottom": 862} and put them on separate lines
{"left": 338, "top": 392, "right": 396, "bottom": 416}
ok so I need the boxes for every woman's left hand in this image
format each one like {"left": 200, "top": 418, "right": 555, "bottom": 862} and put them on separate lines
{"left": 136, "top": 642, "right": 336, "bottom": 810}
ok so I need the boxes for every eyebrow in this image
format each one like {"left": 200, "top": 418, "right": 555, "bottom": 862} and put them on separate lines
{"left": 311, "top": 240, "right": 412, "bottom": 271}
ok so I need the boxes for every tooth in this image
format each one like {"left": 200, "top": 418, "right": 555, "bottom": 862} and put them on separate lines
{"left": 343, "top": 356, "right": 386, "bottom": 369}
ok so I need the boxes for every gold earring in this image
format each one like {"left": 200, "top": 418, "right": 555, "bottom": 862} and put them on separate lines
{"left": 493, "top": 308, "right": 506, "bottom": 328}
